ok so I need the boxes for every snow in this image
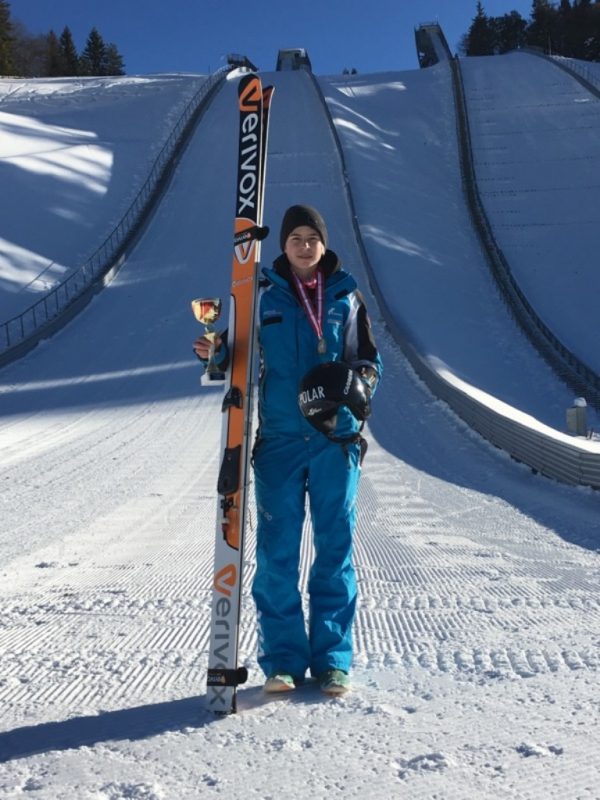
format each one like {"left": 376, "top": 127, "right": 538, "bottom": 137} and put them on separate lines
{"left": 319, "top": 60, "right": 600, "bottom": 433}
{"left": 461, "top": 52, "right": 600, "bottom": 377}
{"left": 1, "top": 55, "right": 600, "bottom": 798}
{"left": 0, "top": 74, "right": 208, "bottom": 322}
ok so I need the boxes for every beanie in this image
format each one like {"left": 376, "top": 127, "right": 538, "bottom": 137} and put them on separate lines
{"left": 279, "top": 204, "right": 328, "bottom": 251}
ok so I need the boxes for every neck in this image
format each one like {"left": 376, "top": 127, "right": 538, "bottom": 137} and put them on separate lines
{"left": 291, "top": 266, "right": 318, "bottom": 283}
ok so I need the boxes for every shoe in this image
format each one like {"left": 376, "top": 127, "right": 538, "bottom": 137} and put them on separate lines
{"left": 264, "top": 673, "right": 296, "bottom": 693}
{"left": 318, "top": 669, "right": 351, "bottom": 695}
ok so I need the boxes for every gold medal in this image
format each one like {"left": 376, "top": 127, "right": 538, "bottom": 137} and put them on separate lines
{"left": 292, "top": 268, "right": 327, "bottom": 356}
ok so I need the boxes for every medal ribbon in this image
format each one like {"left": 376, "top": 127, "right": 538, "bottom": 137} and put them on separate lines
{"left": 292, "top": 268, "right": 324, "bottom": 346}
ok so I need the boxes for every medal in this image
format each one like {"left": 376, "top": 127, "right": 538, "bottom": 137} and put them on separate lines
{"left": 292, "top": 268, "right": 327, "bottom": 356}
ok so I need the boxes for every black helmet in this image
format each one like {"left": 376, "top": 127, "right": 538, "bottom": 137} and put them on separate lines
{"left": 298, "top": 361, "right": 370, "bottom": 435}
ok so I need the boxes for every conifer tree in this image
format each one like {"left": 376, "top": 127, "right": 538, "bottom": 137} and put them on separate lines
{"left": 527, "top": 0, "right": 558, "bottom": 52}
{"left": 60, "top": 26, "right": 79, "bottom": 75}
{"left": 585, "top": 1, "right": 600, "bottom": 60}
{"left": 555, "top": 0, "right": 573, "bottom": 55}
{"left": 0, "top": 0, "right": 14, "bottom": 75}
{"left": 466, "top": 2, "right": 496, "bottom": 55}
{"left": 79, "top": 27, "right": 106, "bottom": 75}
{"left": 46, "top": 30, "right": 65, "bottom": 76}
{"left": 493, "top": 10, "right": 528, "bottom": 53}
{"left": 8, "top": 19, "right": 47, "bottom": 76}
{"left": 104, "top": 42, "right": 125, "bottom": 75}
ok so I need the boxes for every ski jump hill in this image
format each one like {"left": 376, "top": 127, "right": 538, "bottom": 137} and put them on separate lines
{"left": 0, "top": 47, "right": 600, "bottom": 799}
{"left": 2, "top": 50, "right": 600, "bottom": 488}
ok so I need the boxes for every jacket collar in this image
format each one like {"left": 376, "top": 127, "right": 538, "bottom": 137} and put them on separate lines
{"left": 262, "top": 251, "right": 356, "bottom": 299}
{"left": 272, "top": 249, "right": 341, "bottom": 283}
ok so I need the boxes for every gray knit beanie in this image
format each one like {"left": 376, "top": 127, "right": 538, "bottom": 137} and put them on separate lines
{"left": 279, "top": 204, "right": 328, "bottom": 251}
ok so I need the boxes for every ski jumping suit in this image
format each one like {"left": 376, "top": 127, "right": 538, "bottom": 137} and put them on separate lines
{"left": 250, "top": 249, "right": 382, "bottom": 679}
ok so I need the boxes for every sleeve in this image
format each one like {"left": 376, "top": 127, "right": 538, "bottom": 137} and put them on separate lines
{"left": 343, "top": 290, "right": 383, "bottom": 396}
{"left": 196, "top": 329, "right": 230, "bottom": 371}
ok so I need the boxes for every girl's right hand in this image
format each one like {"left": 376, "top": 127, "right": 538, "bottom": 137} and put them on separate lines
{"left": 193, "top": 334, "right": 222, "bottom": 360}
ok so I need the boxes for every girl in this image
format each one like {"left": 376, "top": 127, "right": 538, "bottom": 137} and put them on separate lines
{"left": 194, "top": 204, "right": 382, "bottom": 695}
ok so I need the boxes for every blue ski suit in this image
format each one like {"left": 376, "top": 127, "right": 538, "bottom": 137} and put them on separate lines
{"left": 250, "top": 249, "right": 382, "bottom": 679}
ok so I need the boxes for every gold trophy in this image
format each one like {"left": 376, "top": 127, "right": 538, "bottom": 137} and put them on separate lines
{"left": 191, "top": 297, "right": 226, "bottom": 384}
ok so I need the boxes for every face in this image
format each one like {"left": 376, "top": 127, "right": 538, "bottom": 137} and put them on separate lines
{"left": 284, "top": 225, "right": 325, "bottom": 277}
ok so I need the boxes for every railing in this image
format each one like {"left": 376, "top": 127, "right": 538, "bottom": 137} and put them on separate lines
{"left": 519, "top": 47, "right": 600, "bottom": 96}
{"left": 551, "top": 55, "right": 600, "bottom": 92}
{"left": 0, "top": 66, "right": 230, "bottom": 366}
{"left": 312, "top": 65, "right": 600, "bottom": 490}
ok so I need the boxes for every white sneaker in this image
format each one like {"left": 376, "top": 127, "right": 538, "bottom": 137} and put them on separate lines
{"left": 264, "top": 673, "right": 296, "bottom": 693}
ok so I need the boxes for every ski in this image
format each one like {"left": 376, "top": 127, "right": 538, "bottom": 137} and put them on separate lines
{"left": 204, "top": 74, "right": 273, "bottom": 714}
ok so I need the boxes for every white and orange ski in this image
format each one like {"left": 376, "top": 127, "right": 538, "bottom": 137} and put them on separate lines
{"left": 205, "top": 73, "right": 273, "bottom": 714}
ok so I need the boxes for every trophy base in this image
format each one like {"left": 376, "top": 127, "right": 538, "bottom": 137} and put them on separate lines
{"left": 201, "top": 370, "right": 226, "bottom": 386}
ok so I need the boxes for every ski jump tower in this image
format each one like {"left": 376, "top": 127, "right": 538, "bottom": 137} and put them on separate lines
{"left": 415, "top": 23, "right": 452, "bottom": 67}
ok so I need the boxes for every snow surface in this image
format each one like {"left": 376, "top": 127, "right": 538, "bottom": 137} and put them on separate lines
{"left": 461, "top": 52, "right": 600, "bottom": 377}
{"left": 319, "top": 60, "right": 600, "bottom": 433}
{"left": 0, "top": 74, "right": 208, "bottom": 322}
{"left": 1, "top": 57, "right": 599, "bottom": 799}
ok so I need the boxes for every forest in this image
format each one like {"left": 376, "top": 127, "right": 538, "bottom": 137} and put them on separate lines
{"left": 0, "top": 0, "right": 125, "bottom": 77}
{"left": 463, "top": 0, "right": 600, "bottom": 60}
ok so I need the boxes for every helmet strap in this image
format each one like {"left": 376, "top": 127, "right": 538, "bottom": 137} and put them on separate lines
{"left": 326, "top": 425, "right": 368, "bottom": 466}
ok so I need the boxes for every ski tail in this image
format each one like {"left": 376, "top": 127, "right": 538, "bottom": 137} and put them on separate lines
{"left": 206, "top": 74, "right": 273, "bottom": 714}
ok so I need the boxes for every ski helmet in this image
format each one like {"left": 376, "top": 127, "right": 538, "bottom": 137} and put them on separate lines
{"left": 298, "top": 361, "right": 371, "bottom": 434}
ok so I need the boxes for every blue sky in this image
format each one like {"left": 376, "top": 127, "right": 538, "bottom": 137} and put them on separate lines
{"left": 11, "top": 0, "right": 536, "bottom": 75}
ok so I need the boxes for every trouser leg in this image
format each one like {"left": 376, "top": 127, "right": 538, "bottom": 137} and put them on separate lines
{"left": 307, "top": 439, "right": 361, "bottom": 676}
{"left": 252, "top": 437, "right": 310, "bottom": 678}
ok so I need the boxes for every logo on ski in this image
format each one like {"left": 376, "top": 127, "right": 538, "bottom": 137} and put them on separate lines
{"left": 238, "top": 76, "right": 262, "bottom": 111}
{"left": 237, "top": 78, "right": 261, "bottom": 218}
{"left": 234, "top": 220, "right": 257, "bottom": 264}
{"left": 234, "top": 222, "right": 270, "bottom": 264}
{"left": 214, "top": 563, "right": 237, "bottom": 597}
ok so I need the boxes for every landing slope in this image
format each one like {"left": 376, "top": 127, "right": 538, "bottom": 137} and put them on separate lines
{"left": 461, "top": 51, "right": 600, "bottom": 377}
{"left": 319, "top": 63, "right": 599, "bottom": 432}
{"left": 0, "top": 74, "right": 208, "bottom": 322}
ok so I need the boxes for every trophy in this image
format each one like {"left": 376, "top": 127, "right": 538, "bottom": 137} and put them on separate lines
{"left": 191, "top": 297, "right": 225, "bottom": 384}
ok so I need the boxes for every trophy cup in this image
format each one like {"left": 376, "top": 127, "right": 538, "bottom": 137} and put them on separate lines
{"left": 191, "top": 297, "right": 226, "bottom": 385}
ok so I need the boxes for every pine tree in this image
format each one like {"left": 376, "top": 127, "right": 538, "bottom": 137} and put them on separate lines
{"left": 555, "top": 0, "right": 573, "bottom": 54}
{"left": 582, "top": 1, "right": 600, "bottom": 60}
{"left": 571, "top": 0, "right": 600, "bottom": 59}
{"left": 0, "top": 0, "right": 14, "bottom": 75}
{"left": 60, "top": 26, "right": 79, "bottom": 75}
{"left": 8, "top": 19, "right": 47, "bottom": 76}
{"left": 79, "top": 27, "right": 106, "bottom": 75}
{"left": 466, "top": 2, "right": 496, "bottom": 55}
{"left": 493, "top": 11, "right": 528, "bottom": 53}
{"left": 104, "top": 42, "right": 125, "bottom": 75}
{"left": 527, "top": 0, "right": 558, "bottom": 52}
{"left": 46, "top": 30, "right": 64, "bottom": 76}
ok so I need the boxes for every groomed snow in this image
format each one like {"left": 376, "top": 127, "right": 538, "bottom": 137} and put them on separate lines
{"left": 0, "top": 74, "right": 208, "bottom": 322}
{"left": 0, "top": 58, "right": 599, "bottom": 799}
{"left": 461, "top": 52, "right": 600, "bottom": 377}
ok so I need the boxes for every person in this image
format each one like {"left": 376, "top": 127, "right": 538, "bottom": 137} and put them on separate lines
{"left": 194, "top": 204, "right": 382, "bottom": 696}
